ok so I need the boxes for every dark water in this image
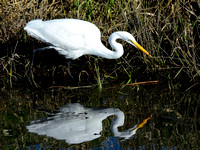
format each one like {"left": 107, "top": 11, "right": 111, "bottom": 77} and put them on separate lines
{"left": 0, "top": 84, "right": 200, "bottom": 149}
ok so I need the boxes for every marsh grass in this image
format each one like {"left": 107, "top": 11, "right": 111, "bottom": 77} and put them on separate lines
{"left": 0, "top": 0, "right": 200, "bottom": 88}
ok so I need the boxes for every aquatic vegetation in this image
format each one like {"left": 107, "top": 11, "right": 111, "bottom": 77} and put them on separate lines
{"left": 0, "top": 0, "right": 199, "bottom": 88}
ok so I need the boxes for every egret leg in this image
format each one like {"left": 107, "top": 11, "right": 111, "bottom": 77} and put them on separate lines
{"left": 29, "top": 46, "right": 54, "bottom": 78}
{"left": 29, "top": 46, "right": 75, "bottom": 80}
{"left": 67, "top": 61, "right": 74, "bottom": 79}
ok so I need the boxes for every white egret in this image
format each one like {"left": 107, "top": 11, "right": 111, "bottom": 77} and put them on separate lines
{"left": 24, "top": 19, "right": 151, "bottom": 60}
{"left": 27, "top": 103, "right": 151, "bottom": 144}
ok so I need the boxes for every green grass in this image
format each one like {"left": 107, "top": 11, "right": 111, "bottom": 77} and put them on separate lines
{"left": 0, "top": 0, "right": 199, "bottom": 88}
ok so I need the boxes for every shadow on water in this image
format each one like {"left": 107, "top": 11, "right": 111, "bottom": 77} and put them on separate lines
{"left": 0, "top": 84, "right": 200, "bottom": 149}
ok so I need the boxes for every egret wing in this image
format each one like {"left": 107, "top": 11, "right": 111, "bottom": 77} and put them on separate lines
{"left": 25, "top": 19, "right": 101, "bottom": 51}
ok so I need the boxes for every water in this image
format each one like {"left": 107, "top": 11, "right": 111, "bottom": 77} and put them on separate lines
{"left": 0, "top": 85, "right": 200, "bottom": 149}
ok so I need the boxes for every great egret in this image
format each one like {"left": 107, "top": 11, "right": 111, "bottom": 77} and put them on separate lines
{"left": 24, "top": 19, "right": 151, "bottom": 60}
{"left": 27, "top": 103, "right": 151, "bottom": 144}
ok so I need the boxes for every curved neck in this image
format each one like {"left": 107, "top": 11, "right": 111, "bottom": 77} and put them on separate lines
{"left": 110, "top": 110, "right": 125, "bottom": 136}
{"left": 90, "top": 32, "right": 124, "bottom": 59}
{"left": 109, "top": 108, "right": 137, "bottom": 138}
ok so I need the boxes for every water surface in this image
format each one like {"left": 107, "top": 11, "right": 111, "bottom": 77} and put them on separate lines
{"left": 0, "top": 85, "right": 200, "bottom": 149}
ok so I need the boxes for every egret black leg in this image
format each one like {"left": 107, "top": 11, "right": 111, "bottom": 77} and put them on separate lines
{"left": 29, "top": 46, "right": 75, "bottom": 80}
{"left": 67, "top": 60, "right": 74, "bottom": 79}
{"left": 29, "top": 46, "right": 53, "bottom": 78}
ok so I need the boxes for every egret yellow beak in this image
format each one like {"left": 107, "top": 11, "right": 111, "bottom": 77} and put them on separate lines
{"left": 135, "top": 114, "right": 152, "bottom": 130}
{"left": 131, "top": 40, "right": 152, "bottom": 57}
{"left": 131, "top": 114, "right": 152, "bottom": 131}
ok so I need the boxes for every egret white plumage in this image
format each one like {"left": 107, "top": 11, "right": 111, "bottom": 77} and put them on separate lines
{"left": 24, "top": 19, "right": 151, "bottom": 60}
{"left": 27, "top": 103, "right": 151, "bottom": 144}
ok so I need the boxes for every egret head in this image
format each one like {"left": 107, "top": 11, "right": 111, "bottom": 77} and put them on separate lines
{"left": 117, "top": 31, "right": 152, "bottom": 57}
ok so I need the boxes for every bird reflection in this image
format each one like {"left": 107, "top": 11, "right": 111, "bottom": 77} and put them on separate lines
{"left": 27, "top": 103, "right": 151, "bottom": 144}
